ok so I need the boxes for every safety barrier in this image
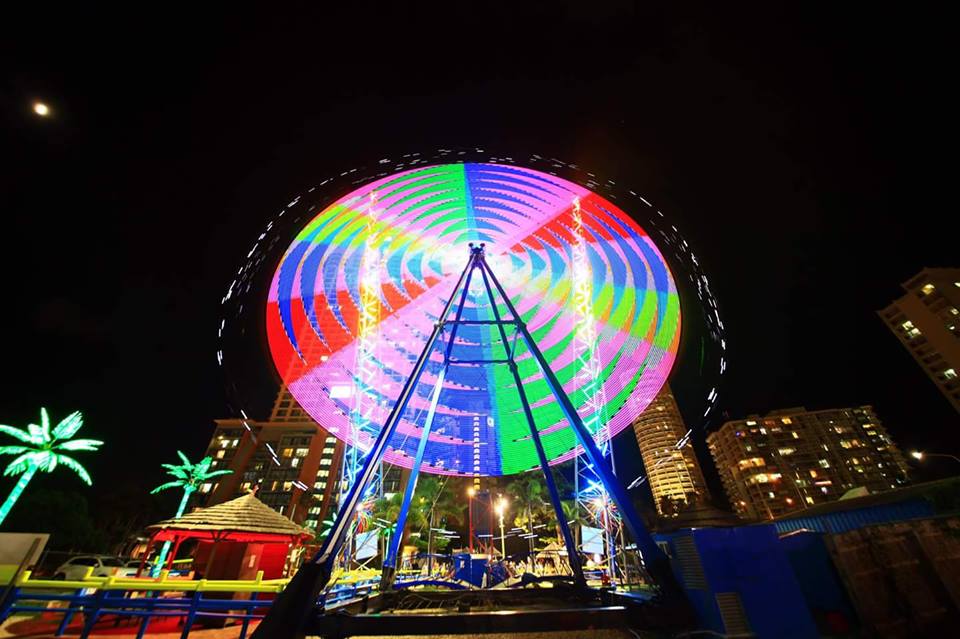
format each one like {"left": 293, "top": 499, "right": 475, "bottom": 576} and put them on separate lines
{"left": 0, "top": 567, "right": 289, "bottom": 639}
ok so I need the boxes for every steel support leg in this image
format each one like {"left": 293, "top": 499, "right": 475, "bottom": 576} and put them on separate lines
{"left": 382, "top": 253, "right": 477, "bottom": 588}
{"left": 477, "top": 255, "right": 676, "bottom": 591}
{"left": 251, "top": 252, "right": 477, "bottom": 639}
{"left": 476, "top": 262, "right": 586, "bottom": 587}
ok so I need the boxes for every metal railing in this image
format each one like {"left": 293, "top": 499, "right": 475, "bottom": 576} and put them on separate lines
{"left": 0, "top": 567, "right": 289, "bottom": 639}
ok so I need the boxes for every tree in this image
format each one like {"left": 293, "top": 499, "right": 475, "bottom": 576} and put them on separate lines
{"left": 560, "top": 499, "right": 582, "bottom": 546}
{"left": 507, "top": 473, "right": 553, "bottom": 555}
{"left": 150, "top": 451, "right": 231, "bottom": 572}
{"left": 0, "top": 408, "right": 102, "bottom": 526}
{"left": 413, "top": 476, "right": 461, "bottom": 558}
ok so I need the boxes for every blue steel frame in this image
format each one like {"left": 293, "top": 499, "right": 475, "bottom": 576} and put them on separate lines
{"left": 251, "top": 244, "right": 672, "bottom": 639}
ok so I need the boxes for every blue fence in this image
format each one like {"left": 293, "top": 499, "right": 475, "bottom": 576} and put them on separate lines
{"left": 0, "top": 587, "right": 270, "bottom": 639}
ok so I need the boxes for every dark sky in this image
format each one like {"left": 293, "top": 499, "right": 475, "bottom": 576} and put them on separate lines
{"left": 2, "top": 3, "right": 957, "bottom": 511}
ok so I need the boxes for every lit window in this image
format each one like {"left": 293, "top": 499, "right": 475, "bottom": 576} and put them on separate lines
{"left": 781, "top": 417, "right": 793, "bottom": 425}
{"left": 819, "top": 459, "right": 830, "bottom": 468}
{"left": 809, "top": 469, "right": 818, "bottom": 478}
{"left": 805, "top": 496, "right": 815, "bottom": 505}
{"left": 320, "top": 458, "right": 332, "bottom": 466}
{"left": 291, "top": 458, "right": 300, "bottom": 467}
{"left": 901, "top": 320, "right": 915, "bottom": 330}
{"left": 317, "top": 470, "right": 330, "bottom": 477}
{"left": 282, "top": 481, "right": 293, "bottom": 491}
{"left": 232, "top": 439, "right": 239, "bottom": 447}
{"left": 778, "top": 448, "right": 795, "bottom": 455}
{"left": 950, "top": 308, "right": 959, "bottom": 316}
{"left": 282, "top": 448, "right": 293, "bottom": 458}
{"left": 907, "top": 327, "right": 921, "bottom": 339}
{"left": 215, "top": 449, "right": 225, "bottom": 459}
{"left": 746, "top": 420, "right": 757, "bottom": 426}
{"left": 201, "top": 482, "right": 213, "bottom": 493}
{"left": 922, "top": 283, "right": 935, "bottom": 295}
{"left": 945, "top": 368, "right": 958, "bottom": 380}
{"left": 295, "top": 447, "right": 309, "bottom": 457}
{"left": 792, "top": 432, "right": 799, "bottom": 439}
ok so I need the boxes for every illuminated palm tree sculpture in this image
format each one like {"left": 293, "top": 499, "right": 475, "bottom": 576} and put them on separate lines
{"left": 0, "top": 408, "right": 102, "bottom": 527}
{"left": 150, "top": 452, "right": 232, "bottom": 573}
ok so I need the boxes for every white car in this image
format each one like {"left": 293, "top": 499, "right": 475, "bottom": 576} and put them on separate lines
{"left": 53, "top": 556, "right": 126, "bottom": 580}
{"left": 117, "top": 559, "right": 146, "bottom": 577}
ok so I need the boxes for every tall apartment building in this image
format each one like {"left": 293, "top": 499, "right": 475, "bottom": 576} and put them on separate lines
{"left": 632, "top": 385, "right": 710, "bottom": 516}
{"left": 202, "top": 386, "right": 346, "bottom": 531}
{"left": 707, "top": 406, "right": 909, "bottom": 520}
{"left": 879, "top": 268, "right": 960, "bottom": 412}
{"left": 202, "top": 385, "right": 406, "bottom": 532}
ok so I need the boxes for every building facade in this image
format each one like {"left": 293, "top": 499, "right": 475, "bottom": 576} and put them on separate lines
{"left": 632, "top": 385, "right": 710, "bottom": 516}
{"left": 201, "top": 385, "right": 406, "bottom": 532}
{"left": 201, "top": 386, "right": 345, "bottom": 531}
{"left": 879, "top": 267, "right": 960, "bottom": 413}
{"left": 707, "top": 406, "right": 909, "bottom": 520}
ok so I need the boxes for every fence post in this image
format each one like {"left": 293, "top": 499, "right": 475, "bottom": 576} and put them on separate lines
{"left": 54, "top": 586, "right": 85, "bottom": 637}
{"left": 178, "top": 589, "right": 203, "bottom": 639}
{"left": 78, "top": 588, "right": 109, "bottom": 639}
{"left": 0, "top": 586, "right": 19, "bottom": 624}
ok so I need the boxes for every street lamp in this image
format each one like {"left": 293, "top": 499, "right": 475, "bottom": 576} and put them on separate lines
{"left": 910, "top": 450, "right": 960, "bottom": 464}
{"left": 467, "top": 487, "right": 476, "bottom": 553}
{"left": 494, "top": 496, "right": 508, "bottom": 561}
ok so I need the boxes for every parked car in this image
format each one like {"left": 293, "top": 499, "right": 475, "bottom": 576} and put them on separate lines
{"left": 117, "top": 559, "right": 145, "bottom": 577}
{"left": 53, "top": 556, "right": 126, "bottom": 580}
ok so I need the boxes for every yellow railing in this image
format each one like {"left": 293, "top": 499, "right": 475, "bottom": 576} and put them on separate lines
{"left": 14, "top": 567, "right": 290, "bottom": 594}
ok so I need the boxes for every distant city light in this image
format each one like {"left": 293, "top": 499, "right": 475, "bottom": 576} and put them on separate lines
{"left": 910, "top": 451, "right": 923, "bottom": 460}
{"left": 32, "top": 102, "right": 50, "bottom": 116}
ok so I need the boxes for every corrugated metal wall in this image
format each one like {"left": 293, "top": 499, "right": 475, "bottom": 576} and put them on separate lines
{"left": 774, "top": 499, "right": 933, "bottom": 535}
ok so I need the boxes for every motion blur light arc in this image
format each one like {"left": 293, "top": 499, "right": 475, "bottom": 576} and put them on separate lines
{"left": 267, "top": 163, "right": 681, "bottom": 476}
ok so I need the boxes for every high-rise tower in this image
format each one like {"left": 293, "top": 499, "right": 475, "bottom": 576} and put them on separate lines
{"left": 631, "top": 385, "right": 709, "bottom": 516}
{"left": 879, "top": 268, "right": 960, "bottom": 413}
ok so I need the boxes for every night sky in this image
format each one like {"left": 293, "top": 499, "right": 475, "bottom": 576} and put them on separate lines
{"left": 2, "top": 4, "right": 957, "bottom": 516}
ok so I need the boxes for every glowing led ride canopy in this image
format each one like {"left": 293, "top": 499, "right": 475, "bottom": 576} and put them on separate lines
{"left": 267, "top": 163, "right": 680, "bottom": 476}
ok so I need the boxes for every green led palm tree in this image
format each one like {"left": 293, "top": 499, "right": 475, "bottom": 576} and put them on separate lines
{"left": 0, "top": 408, "right": 102, "bottom": 527}
{"left": 150, "top": 452, "right": 231, "bottom": 573}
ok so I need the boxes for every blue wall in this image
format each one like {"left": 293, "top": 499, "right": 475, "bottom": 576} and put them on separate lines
{"left": 657, "top": 525, "right": 819, "bottom": 639}
{"left": 779, "top": 531, "right": 857, "bottom": 635}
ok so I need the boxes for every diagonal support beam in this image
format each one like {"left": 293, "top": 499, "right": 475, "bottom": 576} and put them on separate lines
{"left": 251, "top": 250, "right": 478, "bottom": 639}
{"left": 476, "top": 260, "right": 586, "bottom": 587}
{"left": 381, "top": 256, "right": 478, "bottom": 588}
{"left": 476, "top": 253, "right": 677, "bottom": 592}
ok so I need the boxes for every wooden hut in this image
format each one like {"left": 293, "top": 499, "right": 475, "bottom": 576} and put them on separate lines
{"left": 145, "top": 493, "right": 313, "bottom": 580}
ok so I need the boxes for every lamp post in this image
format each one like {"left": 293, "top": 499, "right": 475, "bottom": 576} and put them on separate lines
{"left": 494, "top": 496, "right": 507, "bottom": 561}
{"left": 467, "top": 487, "right": 476, "bottom": 554}
{"left": 911, "top": 451, "right": 960, "bottom": 464}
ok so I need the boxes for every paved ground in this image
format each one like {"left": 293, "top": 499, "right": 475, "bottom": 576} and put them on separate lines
{"left": 346, "top": 635, "right": 638, "bottom": 639}
{"left": 2, "top": 615, "right": 646, "bottom": 638}
{"left": 0, "top": 615, "right": 252, "bottom": 638}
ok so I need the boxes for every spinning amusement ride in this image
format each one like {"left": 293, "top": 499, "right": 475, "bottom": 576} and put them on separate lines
{"left": 216, "top": 151, "right": 725, "bottom": 637}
